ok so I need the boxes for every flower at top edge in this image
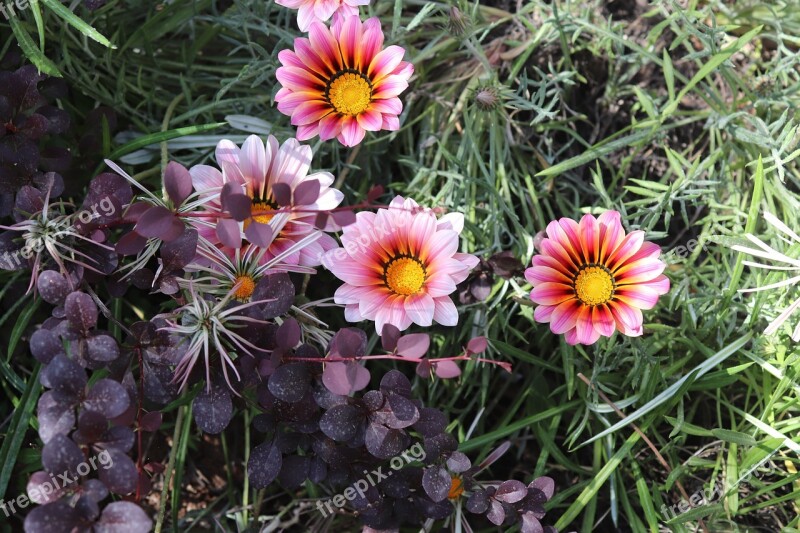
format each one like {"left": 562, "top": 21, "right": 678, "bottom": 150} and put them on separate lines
{"left": 275, "top": 15, "right": 414, "bottom": 147}
{"left": 276, "top": 0, "right": 370, "bottom": 32}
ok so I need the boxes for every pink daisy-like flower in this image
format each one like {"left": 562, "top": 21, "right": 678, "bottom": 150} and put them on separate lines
{"left": 276, "top": 0, "right": 370, "bottom": 31}
{"left": 525, "top": 211, "right": 670, "bottom": 345}
{"left": 189, "top": 134, "right": 344, "bottom": 267}
{"left": 275, "top": 15, "right": 414, "bottom": 147}
{"left": 322, "top": 196, "right": 479, "bottom": 332}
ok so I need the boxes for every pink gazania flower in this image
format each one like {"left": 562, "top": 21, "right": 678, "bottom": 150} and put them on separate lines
{"left": 275, "top": 15, "right": 414, "bottom": 147}
{"left": 322, "top": 196, "right": 478, "bottom": 332}
{"left": 276, "top": 0, "right": 370, "bottom": 31}
{"left": 189, "top": 134, "right": 344, "bottom": 267}
{"left": 525, "top": 211, "right": 670, "bottom": 345}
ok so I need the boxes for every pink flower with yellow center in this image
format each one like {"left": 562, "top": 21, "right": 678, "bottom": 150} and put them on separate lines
{"left": 276, "top": 0, "right": 370, "bottom": 31}
{"left": 275, "top": 15, "right": 413, "bottom": 147}
{"left": 525, "top": 211, "right": 670, "bottom": 345}
{"left": 322, "top": 196, "right": 479, "bottom": 332}
{"left": 189, "top": 134, "right": 344, "bottom": 267}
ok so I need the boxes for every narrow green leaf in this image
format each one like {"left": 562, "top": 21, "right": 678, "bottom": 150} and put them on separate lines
{"left": 8, "top": 298, "right": 40, "bottom": 363}
{"left": 106, "top": 123, "right": 226, "bottom": 160}
{"left": 9, "top": 17, "right": 61, "bottom": 77}
{"left": 713, "top": 429, "right": 757, "bottom": 447}
{"left": 663, "top": 48, "right": 675, "bottom": 102}
{"left": 727, "top": 155, "right": 764, "bottom": 296}
{"left": 0, "top": 365, "right": 41, "bottom": 500}
{"left": 40, "top": 0, "right": 114, "bottom": 48}
{"left": 29, "top": 0, "right": 45, "bottom": 51}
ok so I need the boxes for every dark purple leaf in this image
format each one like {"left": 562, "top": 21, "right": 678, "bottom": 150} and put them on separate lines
{"left": 193, "top": 384, "right": 233, "bottom": 434}
{"left": 41, "top": 434, "right": 84, "bottom": 479}
{"left": 24, "top": 501, "right": 81, "bottom": 532}
{"left": 364, "top": 423, "right": 408, "bottom": 459}
{"left": 84, "top": 379, "right": 130, "bottom": 419}
{"left": 86, "top": 334, "right": 120, "bottom": 363}
{"left": 380, "top": 370, "right": 412, "bottom": 398}
{"left": 160, "top": 228, "right": 197, "bottom": 271}
{"left": 64, "top": 291, "right": 97, "bottom": 332}
{"left": 37, "top": 270, "right": 69, "bottom": 305}
{"left": 416, "top": 359, "right": 432, "bottom": 379}
{"left": 251, "top": 272, "right": 294, "bottom": 318}
{"left": 220, "top": 183, "right": 250, "bottom": 220}
{"left": 98, "top": 448, "right": 138, "bottom": 494}
{"left": 135, "top": 206, "right": 184, "bottom": 242}
{"left": 466, "top": 489, "right": 489, "bottom": 514}
{"left": 396, "top": 333, "right": 430, "bottom": 359}
{"left": 244, "top": 220, "right": 273, "bottom": 247}
{"left": 271, "top": 183, "right": 291, "bottom": 206}
{"left": 164, "top": 161, "right": 192, "bottom": 206}
{"left": 422, "top": 466, "right": 451, "bottom": 502}
{"left": 293, "top": 178, "right": 320, "bottom": 205}
{"left": 521, "top": 513, "right": 545, "bottom": 533}
{"left": 276, "top": 317, "right": 301, "bottom": 349}
{"left": 322, "top": 361, "right": 370, "bottom": 396}
{"left": 75, "top": 410, "right": 107, "bottom": 443}
{"left": 495, "top": 480, "right": 527, "bottom": 503}
{"left": 319, "top": 404, "right": 362, "bottom": 442}
{"left": 268, "top": 363, "right": 310, "bottom": 403}
{"left": 41, "top": 354, "right": 86, "bottom": 401}
{"left": 140, "top": 411, "right": 163, "bottom": 432}
{"left": 332, "top": 209, "right": 357, "bottom": 226}
{"left": 115, "top": 231, "right": 148, "bottom": 256}
{"left": 412, "top": 407, "right": 447, "bottom": 437}
{"left": 37, "top": 391, "right": 75, "bottom": 443}
{"left": 486, "top": 499, "right": 506, "bottom": 526}
{"left": 216, "top": 218, "right": 242, "bottom": 249}
{"left": 529, "top": 476, "right": 555, "bottom": 500}
{"left": 385, "top": 393, "right": 419, "bottom": 426}
{"left": 329, "top": 328, "right": 367, "bottom": 357}
{"left": 314, "top": 212, "right": 328, "bottom": 230}
{"left": 82, "top": 479, "right": 109, "bottom": 503}
{"left": 29, "top": 328, "right": 64, "bottom": 364}
{"left": 381, "top": 324, "right": 400, "bottom": 351}
{"left": 446, "top": 451, "right": 471, "bottom": 473}
{"left": 26, "top": 471, "right": 66, "bottom": 505}
{"left": 278, "top": 455, "right": 310, "bottom": 488}
{"left": 248, "top": 441, "right": 283, "bottom": 489}
{"left": 96, "top": 426, "right": 136, "bottom": 453}
{"left": 94, "top": 501, "right": 153, "bottom": 533}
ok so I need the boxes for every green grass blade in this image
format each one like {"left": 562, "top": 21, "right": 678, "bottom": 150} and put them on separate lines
{"left": 8, "top": 17, "right": 61, "bottom": 77}
{"left": 40, "top": 0, "right": 114, "bottom": 48}
{"left": 107, "top": 123, "right": 227, "bottom": 160}
{"left": 0, "top": 365, "right": 41, "bottom": 501}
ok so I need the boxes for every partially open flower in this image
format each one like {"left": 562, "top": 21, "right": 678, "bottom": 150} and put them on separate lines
{"left": 276, "top": 0, "right": 370, "bottom": 31}
{"left": 525, "top": 211, "right": 670, "bottom": 345}
{"left": 322, "top": 196, "right": 478, "bottom": 332}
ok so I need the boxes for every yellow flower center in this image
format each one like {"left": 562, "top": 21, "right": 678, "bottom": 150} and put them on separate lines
{"left": 574, "top": 265, "right": 615, "bottom": 306}
{"left": 448, "top": 477, "right": 464, "bottom": 500}
{"left": 233, "top": 275, "right": 256, "bottom": 301}
{"left": 249, "top": 200, "right": 278, "bottom": 225}
{"left": 327, "top": 71, "right": 373, "bottom": 116}
{"left": 385, "top": 257, "right": 426, "bottom": 296}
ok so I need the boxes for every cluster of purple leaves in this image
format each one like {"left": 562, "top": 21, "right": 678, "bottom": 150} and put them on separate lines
{"left": 25, "top": 271, "right": 152, "bottom": 532}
